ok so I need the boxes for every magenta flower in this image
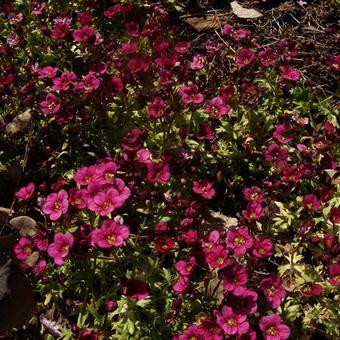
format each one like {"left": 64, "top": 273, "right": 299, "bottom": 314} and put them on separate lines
{"left": 32, "top": 230, "right": 48, "bottom": 251}
{"left": 302, "top": 194, "right": 321, "bottom": 211}
{"left": 39, "top": 93, "right": 61, "bottom": 115}
{"left": 204, "top": 97, "right": 230, "bottom": 119}
{"left": 74, "top": 165, "right": 98, "bottom": 186}
{"left": 206, "top": 245, "right": 229, "bottom": 269}
{"left": 192, "top": 180, "right": 216, "bottom": 199}
{"left": 196, "top": 123, "right": 214, "bottom": 141}
{"left": 87, "top": 188, "right": 125, "bottom": 216}
{"left": 42, "top": 189, "right": 69, "bottom": 221}
{"left": 127, "top": 54, "right": 150, "bottom": 74}
{"left": 120, "top": 42, "right": 138, "bottom": 54}
{"left": 190, "top": 54, "right": 206, "bottom": 70}
{"left": 14, "top": 237, "right": 33, "bottom": 260}
{"left": 147, "top": 162, "right": 170, "bottom": 184}
{"left": 235, "top": 48, "right": 255, "bottom": 68}
{"left": 259, "top": 314, "right": 290, "bottom": 340}
{"left": 175, "top": 257, "right": 196, "bottom": 277}
{"left": 329, "top": 207, "right": 340, "bottom": 225}
{"left": 73, "top": 25, "right": 94, "bottom": 43}
{"left": 90, "top": 220, "right": 129, "bottom": 248}
{"left": 105, "top": 76, "right": 124, "bottom": 97}
{"left": 173, "top": 276, "right": 190, "bottom": 295}
{"left": 175, "top": 41, "right": 191, "bottom": 54}
{"left": 77, "top": 74, "right": 100, "bottom": 93}
{"left": 264, "top": 144, "right": 288, "bottom": 167}
{"left": 220, "top": 264, "right": 248, "bottom": 293}
{"left": 123, "top": 279, "right": 149, "bottom": 300}
{"left": 226, "top": 226, "right": 254, "bottom": 256}
{"left": 242, "top": 203, "right": 264, "bottom": 222}
{"left": 52, "top": 71, "right": 77, "bottom": 91}
{"left": 32, "top": 2, "right": 46, "bottom": 15}
{"left": 15, "top": 182, "right": 35, "bottom": 202}
{"left": 243, "top": 186, "right": 264, "bottom": 203}
{"left": 37, "top": 66, "right": 59, "bottom": 79}
{"left": 51, "top": 17, "right": 72, "bottom": 40}
{"left": 273, "top": 124, "right": 294, "bottom": 144}
{"left": 301, "top": 283, "right": 323, "bottom": 297}
{"left": 260, "top": 274, "right": 287, "bottom": 308}
{"left": 252, "top": 237, "right": 273, "bottom": 259}
{"left": 259, "top": 48, "right": 277, "bottom": 67}
{"left": 178, "top": 82, "right": 204, "bottom": 105}
{"left": 228, "top": 288, "right": 258, "bottom": 315}
{"left": 47, "top": 232, "right": 74, "bottom": 265}
{"left": 329, "top": 263, "right": 340, "bottom": 286}
{"left": 148, "top": 98, "right": 167, "bottom": 120}
{"left": 154, "top": 237, "right": 176, "bottom": 254}
{"left": 217, "top": 306, "right": 249, "bottom": 336}
{"left": 279, "top": 65, "right": 300, "bottom": 81}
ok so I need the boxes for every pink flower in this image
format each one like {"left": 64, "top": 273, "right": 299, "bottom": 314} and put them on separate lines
{"left": 15, "top": 182, "right": 35, "bottom": 202}
{"left": 204, "top": 97, "right": 230, "bottom": 119}
{"left": 47, "top": 232, "right": 74, "bottom": 265}
{"left": 228, "top": 288, "right": 258, "bottom": 315}
{"left": 260, "top": 274, "right": 287, "bottom": 309}
{"left": 32, "top": 2, "right": 46, "bottom": 15}
{"left": 178, "top": 82, "right": 204, "bottom": 105}
{"left": 52, "top": 71, "right": 77, "bottom": 91}
{"left": 73, "top": 25, "right": 94, "bottom": 43}
{"left": 175, "top": 257, "right": 196, "bottom": 277}
{"left": 148, "top": 98, "right": 167, "bottom": 120}
{"left": 32, "top": 230, "right": 48, "bottom": 251}
{"left": 220, "top": 264, "right": 248, "bottom": 293}
{"left": 178, "top": 324, "right": 210, "bottom": 340}
{"left": 206, "top": 245, "right": 229, "bottom": 269}
{"left": 90, "top": 220, "right": 129, "bottom": 248}
{"left": 326, "top": 55, "right": 340, "bottom": 72}
{"left": 120, "top": 42, "right": 138, "bottom": 54}
{"left": 173, "top": 276, "right": 190, "bottom": 295}
{"left": 175, "top": 42, "right": 191, "bottom": 54}
{"left": 87, "top": 188, "right": 125, "bottom": 216}
{"left": 329, "top": 207, "right": 340, "bottom": 224}
{"left": 69, "top": 188, "right": 87, "bottom": 209}
{"left": 154, "top": 237, "right": 176, "bottom": 254}
{"left": 235, "top": 48, "right": 255, "bottom": 68}
{"left": 32, "top": 259, "right": 47, "bottom": 275}
{"left": 190, "top": 54, "right": 206, "bottom": 70}
{"left": 39, "top": 93, "right": 61, "bottom": 115}
{"left": 192, "top": 180, "right": 216, "bottom": 199}
{"left": 259, "top": 48, "right": 277, "bottom": 67}
{"left": 264, "top": 144, "right": 288, "bottom": 167}
{"left": 196, "top": 123, "right": 214, "bottom": 141}
{"left": 259, "top": 314, "right": 290, "bottom": 340}
{"left": 147, "top": 162, "right": 170, "bottom": 184}
{"left": 329, "top": 263, "right": 340, "bottom": 286}
{"left": 252, "top": 237, "right": 273, "bottom": 259}
{"left": 302, "top": 194, "right": 321, "bottom": 211}
{"left": 279, "top": 65, "right": 300, "bottom": 81}
{"left": 242, "top": 202, "right": 264, "bottom": 222}
{"left": 77, "top": 74, "right": 100, "bottom": 93}
{"left": 217, "top": 306, "right": 249, "bottom": 336}
{"left": 42, "top": 189, "right": 69, "bottom": 221}
{"left": 93, "top": 161, "right": 118, "bottom": 185}
{"left": 226, "top": 226, "right": 254, "bottom": 256}
{"left": 37, "top": 66, "right": 59, "bottom": 79}
{"left": 105, "top": 76, "right": 124, "bottom": 96}
{"left": 14, "top": 237, "right": 33, "bottom": 260}
{"left": 74, "top": 165, "right": 99, "bottom": 186}
{"left": 243, "top": 186, "right": 264, "bottom": 203}
{"left": 123, "top": 279, "right": 149, "bottom": 300}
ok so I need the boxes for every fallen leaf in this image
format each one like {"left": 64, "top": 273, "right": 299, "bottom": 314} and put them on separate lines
{"left": 0, "top": 261, "right": 36, "bottom": 334}
{"left": 5, "top": 109, "right": 31, "bottom": 136}
{"left": 231, "top": 1, "right": 262, "bottom": 19}
{"left": 182, "top": 15, "right": 227, "bottom": 32}
{"left": 0, "top": 260, "right": 11, "bottom": 300}
{"left": 200, "top": 209, "right": 238, "bottom": 232}
{"left": 9, "top": 216, "right": 38, "bottom": 237}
